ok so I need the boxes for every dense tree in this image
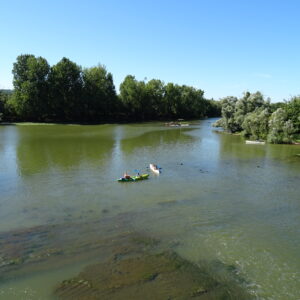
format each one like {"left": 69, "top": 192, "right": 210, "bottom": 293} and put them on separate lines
{"left": 82, "top": 65, "right": 117, "bottom": 121}
{"left": 215, "top": 92, "right": 298, "bottom": 143}
{"left": 119, "top": 77, "right": 209, "bottom": 120}
{"left": 145, "top": 79, "right": 165, "bottom": 118}
{"left": 119, "top": 75, "right": 149, "bottom": 120}
{"left": 163, "top": 83, "right": 182, "bottom": 118}
{"left": 268, "top": 108, "right": 295, "bottom": 143}
{"left": 233, "top": 92, "right": 269, "bottom": 131}
{"left": 206, "top": 99, "right": 222, "bottom": 117}
{"left": 48, "top": 58, "right": 83, "bottom": 121}
{"left": 177, "top": 85, "right": 206, "bottom": 119}
{"left": 10, "top": 54, "right": 50, "bottom": 120}
{"left": 270, "top": 101, "right": 285, "bottom": 113}
{"left": 5, "top": 54, "right": 221, "bottom": 123}
{"left": 0, "top": 91, "right": 6, "bottom": 121}
{"left": 285, "top": 96, "right": 300, "bottom": 133}
{"left": 218, "top": 96, "right": 238, "bottom": 132}
{"left": 242, "top": 108, "right": 270, "bottom": 140}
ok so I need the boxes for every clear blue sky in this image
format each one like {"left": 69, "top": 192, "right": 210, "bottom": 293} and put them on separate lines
{"left": 1, "top": 0, "right": 300, "bottom": 102}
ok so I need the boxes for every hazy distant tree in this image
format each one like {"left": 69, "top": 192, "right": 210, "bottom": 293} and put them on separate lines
{"left": 11, "top": 54, "right": 50, "bottom": 120}
{"left": 48, "top": 57, "right": 83, "bottom": 121}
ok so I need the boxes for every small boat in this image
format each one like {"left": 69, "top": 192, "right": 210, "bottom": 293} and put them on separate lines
{"left": 150, "top": 163, "right": 160, "bottom": 174}
{"left": 165, "top": 121, "right": 189, "bottom": 127}
{"left": 245, "top": 140, "right": 265, "bottom": 145}
{"left": 118, "top": 174, "right": 149, "bottom": 182}
{"left": 179, "top": 123, "right": 190, "bottom": 127}
{"left": 165, "top": 122, "right": 180, "bottom": 127}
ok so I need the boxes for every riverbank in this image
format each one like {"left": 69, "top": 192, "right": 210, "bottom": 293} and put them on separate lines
{"left": 213, "top": 129, "right": 300, "bottom": 145}
{"left": 0, "top": 118, "right": 210, "bottom": 127}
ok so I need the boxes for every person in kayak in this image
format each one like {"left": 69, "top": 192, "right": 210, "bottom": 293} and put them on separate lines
{"left": 123, "top": 171, "right": 131, "bottom": 179}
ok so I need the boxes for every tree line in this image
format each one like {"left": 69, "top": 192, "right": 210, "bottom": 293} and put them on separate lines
{"left": 213, "top": 91, "right": 300, "bottom": 143}
{"left": 0, "top": 54, "right": 221, "bottom": 123}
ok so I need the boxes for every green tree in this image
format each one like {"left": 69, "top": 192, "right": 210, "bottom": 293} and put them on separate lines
{"left": 177, "top": 85, "right": 206, "bottom": 119}
{"left": 82, "top": 65, "right": 117, "bottom": 121}
{"left": 285, "top": 96, "right": 300, "bottom": 133}
{"left": 206, "top": 99, "right": 221, "bottom": 117}
{"left": 145, "top": 79, "right": 165, "bottom": 119}
{"left": 270, "top": 101, "right": 285, "bottom": 113}
{"left": 242, "top": 108, "right": 270, "bottom": 140}
{"left": 119, "top": 75, "right": 148, "bottom": 120}
{"left": 267, "top": 108, "right": 295, "bottom": 143}
{"left": 219, "top": 96, "right": 238, "bottom": 132}
{"left": 11, "top": 54, "right": 50, "bottom": 121}
{"left": 163, "top": 83, "right": 182, "bottom": 118}
{"left": 234, "top": 91, "right": 269, "bottom": 130}
{"left": 48, "top": 58, "right": 83, "bottom": 121}
{"left": 0, "top": 91, "right": 5, "bottom": 121}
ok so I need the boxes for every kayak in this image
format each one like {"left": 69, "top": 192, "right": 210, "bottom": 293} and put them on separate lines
{"left": 149, "top": 163, "right": 160, "bottom": 174}
{"left": 118, "top": 174, "right": 149, "bottom": 182}
{"left": 245, "top": 140, "right": 265, "bottom": 145}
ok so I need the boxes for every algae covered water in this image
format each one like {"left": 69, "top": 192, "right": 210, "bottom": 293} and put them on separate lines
{"left": 0, "top": 119, "right": 299, "bottom": 299}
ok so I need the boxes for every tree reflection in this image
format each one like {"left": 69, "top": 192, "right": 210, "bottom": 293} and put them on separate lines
{"left": 16, "top": 125, "right": 115, "bottom": 175}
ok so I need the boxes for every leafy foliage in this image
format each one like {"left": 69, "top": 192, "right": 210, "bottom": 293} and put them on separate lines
{"left": 242, "top": 108, "right": 270, "bottom": 140}
{"left": 119, "top": 76, "right": 209, "bottom": 120}
{"left": 215, "top": 92, "right": 299, "bottom": 144}
{"left": 267, "top": 108, "right": 295, "bottom": 143}
{"left": 2, "top": 54, "right": 221, "bottom": 123}
{"left": 11, "top": 54, "right": 50, "bottom": 120}
{"left": 48, "top": 57, "right": 83, "bottom": 121}
{"left": 82, "top": 65, "right": 117, "bottom": 121}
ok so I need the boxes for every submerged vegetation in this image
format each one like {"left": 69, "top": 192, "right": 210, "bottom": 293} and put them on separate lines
{"left": 213, "top": 92, "right": 300, "bottom": 144}
{"left": 0, "top": 54, "right": 220, "bottom": 123}
{"left": 0, "top": 212, "right": 254, "bottom": 299}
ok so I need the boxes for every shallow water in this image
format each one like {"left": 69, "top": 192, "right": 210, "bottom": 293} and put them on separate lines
{"left": 0, "top": 119, "right": 299, "bottom": 299}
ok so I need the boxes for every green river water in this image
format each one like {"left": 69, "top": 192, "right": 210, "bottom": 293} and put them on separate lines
{"left": 0, "top": 119, "right": 299, "bottom": 299}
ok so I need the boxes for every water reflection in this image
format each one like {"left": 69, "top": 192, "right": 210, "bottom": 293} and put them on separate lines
{"left": 121, "top": 127, "right": 196, "bottom": 155}
{"left": 0, "top": 120, "right": 299, "bottom": 299}
{"left": 218, "top": 133, "right": 267, "bottom": 160}
{"left": 15, "top": 125, "right": 115, "bottom": 176}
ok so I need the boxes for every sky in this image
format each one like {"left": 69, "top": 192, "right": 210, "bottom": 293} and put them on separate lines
{"left": 1, "top": 0, "right": 300, "bottom": 102}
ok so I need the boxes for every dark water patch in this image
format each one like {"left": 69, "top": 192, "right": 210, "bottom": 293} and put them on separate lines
{"left": 0, "top": 212, "right": 141, "bottom": 281}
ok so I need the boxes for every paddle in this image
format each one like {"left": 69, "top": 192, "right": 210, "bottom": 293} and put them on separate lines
{"left": 134, "top": 169, "right": 141, "bottom": 176}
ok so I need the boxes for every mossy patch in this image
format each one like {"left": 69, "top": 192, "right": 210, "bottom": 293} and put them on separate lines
{"left": 55, "top": 250, "right": 253, "bottom": 300}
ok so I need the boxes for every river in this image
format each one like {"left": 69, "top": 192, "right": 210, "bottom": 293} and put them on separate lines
{"left": 0, "top": 118, "right": 299, "bottom": 299}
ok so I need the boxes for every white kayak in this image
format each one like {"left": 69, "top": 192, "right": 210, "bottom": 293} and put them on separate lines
{"left": 245, "top": 140, "right": 265, "bottom": 145}
{"left": 150, "top": 163, "right": 160, "bottom": 174}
